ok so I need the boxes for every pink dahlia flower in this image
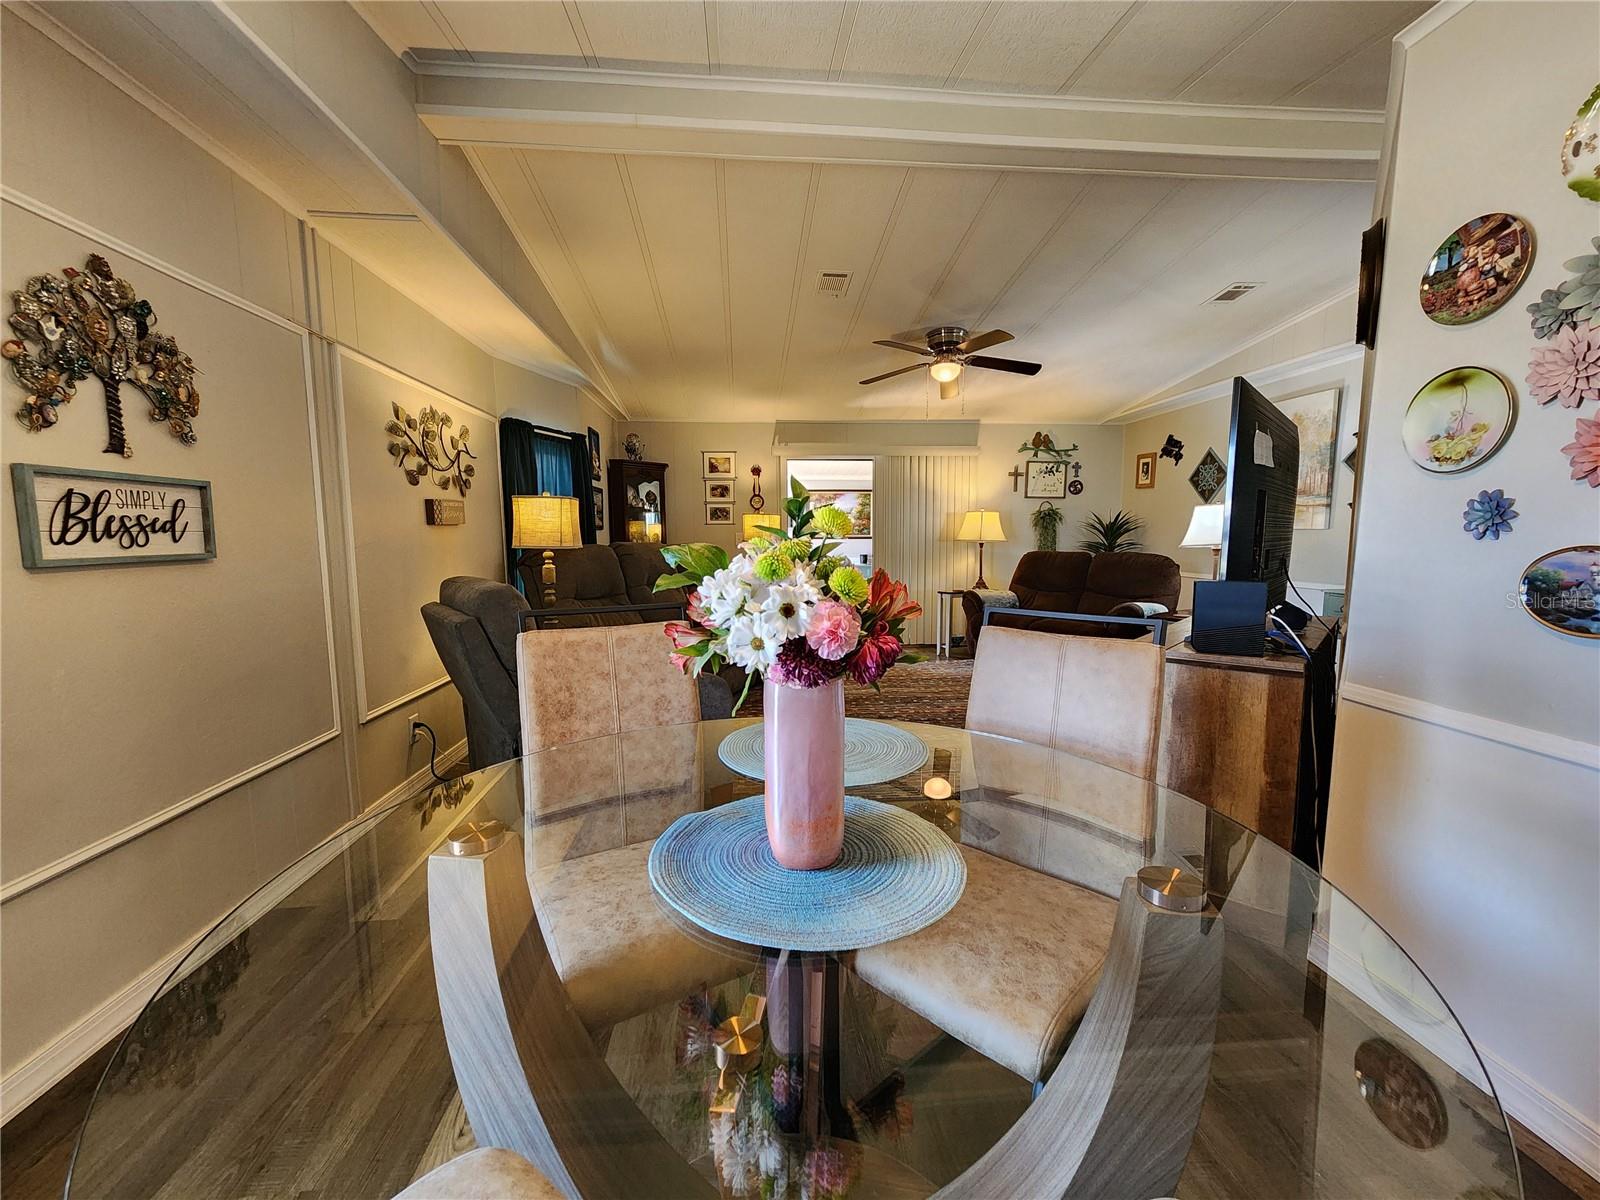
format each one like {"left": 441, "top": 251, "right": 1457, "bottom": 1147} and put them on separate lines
{"left": 849, "top": 619, "right": 902, "bottom": 686}
{"left": 1562, "top": 414, "right": 1600, "bottom": 487}
{"left": 806, "top": 599, "right": 861, "bottom": 661}
{"left": 1527, "top": 321, "right": 1600, "bottom": 408}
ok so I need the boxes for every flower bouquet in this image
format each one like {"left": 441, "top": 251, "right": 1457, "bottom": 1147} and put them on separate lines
{"left": 656, "top": 480, "right": 922, "bottom": 868}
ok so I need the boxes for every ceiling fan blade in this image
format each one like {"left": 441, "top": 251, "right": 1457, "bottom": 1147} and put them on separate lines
{"left": 957, "top": 328, "right": 1014, "bottom": 354}
{"left": 858, "top": 363, "right": 925, "bottom": 385}
{"left": 966, "top": 355, "right": 1041, "bottom": 376}
{"left": 939, "top": 378, "right": 960, "bottom": 401}
{"left": 872, "top": 339, "right": 933, "bottom": 356}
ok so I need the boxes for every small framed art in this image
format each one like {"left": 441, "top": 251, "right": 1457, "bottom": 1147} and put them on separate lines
{"left": 1024, "top": 459, "right": 1066, "bottom": 498}
{"left": 705, "top": 480, "right": 734, "bottom": 502}
{"left": 1134, "top": 452, "right": 1156, "bottom": 489}
{"left": 593, "top": 486, "right": 604, "bottom": 529}
{"left": 703, "top": 451, "right": 736, "bottom": 480}
{"left": 705, "top": 503, "right": 734, "bottom": 525}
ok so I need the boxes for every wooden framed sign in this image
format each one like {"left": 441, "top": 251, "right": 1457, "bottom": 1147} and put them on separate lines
{"left": 11, "top": 463, "right": 216, "bottom": 570}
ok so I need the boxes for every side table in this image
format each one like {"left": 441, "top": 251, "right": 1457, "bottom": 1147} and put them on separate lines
{"left": 934, "top": 589, "right": 965, "bottom": 659}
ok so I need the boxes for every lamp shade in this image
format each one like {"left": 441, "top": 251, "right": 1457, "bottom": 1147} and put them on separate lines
{"left": 956, "top": 509, "right": 1007, "bottom": 543}
{"left": 1179, "top": 503, "right": 1225, "bottom": 549}
{"left": 743, "top": 512, "right": 778, "bottom": 540}
{"left": 511, "top": 494, "right": 581, "bottom": 549}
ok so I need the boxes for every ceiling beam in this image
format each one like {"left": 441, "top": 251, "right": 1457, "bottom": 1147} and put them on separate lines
{"left": 414, "top": 60, "right": 1382, "bottom": 183}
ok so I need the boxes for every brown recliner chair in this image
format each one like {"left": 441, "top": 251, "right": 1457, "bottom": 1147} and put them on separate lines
{"left": 961, "top": 550, "right": 1181, "bottom": 652}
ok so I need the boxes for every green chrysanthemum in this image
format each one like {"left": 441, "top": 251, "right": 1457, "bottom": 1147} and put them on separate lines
{"left": 778, "top": 538, "right": 814, "bottom": 561}
{"left": 812, "top": 505, "right": 854, "bottom": 539}
{"left": 828, "top": 565, "right": 869, "bottom": 605}
{"left": 754, "top": 550, "right": 793, "bottom": 582}
{"left": 745, "top": 537, "right": 774, "bottom": 555}
{"left": 815, "top": 554, "right": 847, "bottom": 581}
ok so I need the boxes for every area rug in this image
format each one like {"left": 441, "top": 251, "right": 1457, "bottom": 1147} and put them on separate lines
{"left": 738, "top": 652, "right": 973, "bottom": 727}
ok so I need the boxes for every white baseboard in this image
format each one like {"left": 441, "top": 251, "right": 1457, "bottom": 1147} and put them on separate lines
{"left": 1311, "top": 930, "right": 1600, "bottom": 1181}
{"left": 1340, "top": 683, "right": 1600, "bottom": 770}
{"left": 0, "top": 739, "right": 467, "bottom": 1126}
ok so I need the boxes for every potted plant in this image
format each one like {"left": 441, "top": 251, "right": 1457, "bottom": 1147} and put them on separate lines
{"left": 1078, "top": 509, "right": 1145, "bottom": 554}
{"left": 655, "top": 480, "right": 923, "bottom": 869}
{"left": 1030, "top": 501, "right": 1064, "bottom": 551}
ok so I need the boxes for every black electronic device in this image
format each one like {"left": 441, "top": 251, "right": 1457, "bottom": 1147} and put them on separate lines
{"left": 1191, "top": 579, "right": 1269, "bottom": 656}
{"left": 1222, "top": 377, "right": 1300, "bottom": 611}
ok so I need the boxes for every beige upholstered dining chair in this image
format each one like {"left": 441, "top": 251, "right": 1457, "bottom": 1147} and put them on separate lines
{"left": 515, "top": 622, "right": 751, "bottom": 1033}
{"left": 853, "top": 626, "right": 1164, "bottom": 1083}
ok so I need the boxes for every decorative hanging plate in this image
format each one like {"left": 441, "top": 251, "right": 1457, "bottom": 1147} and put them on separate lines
{"left": 1518, "top": 545, "right": 1600, "bottom": 638}
{"left": 648, "top": 795, "right": 966, "bottom": 951}
{"left": 717, "top": 718, "right": 930, "bottom": 785}
{"left": 1401, "top": 367, "right": 1515, "bottom": 474}
{"left": 1419, "top": 213, "right": 1534, "bottom": 326}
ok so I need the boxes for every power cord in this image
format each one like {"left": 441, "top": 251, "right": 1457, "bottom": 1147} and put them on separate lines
{"left": 1288, "top": 576, "right": 1336, "bottom": 636}
{"left": 411, "top": 720, "right": 451, "bottom": 784}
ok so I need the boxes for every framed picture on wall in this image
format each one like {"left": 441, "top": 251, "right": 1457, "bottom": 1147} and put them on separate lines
{"left": 593, "top": 486, "right": 604, "bottom": 529}
{"left": 703, "top": 451, "right": 736, "bottom": 480}
{"left": 1134, "top": 452, "right": 1156, "bottom": 489}
{"left": 588, "top": 428, "right": 602, "bottom": 481}
{"left": 1276, "top": 387, "right": 1341, "bottom": 529}
{"left": 1024, "top": 460, "right": 1066, "bottom": 498}
{"left": 705, "top": 480, "right": 734, "bottom": 502}
{"left": 705, "top": 504, "right": 733, "bottom": 525}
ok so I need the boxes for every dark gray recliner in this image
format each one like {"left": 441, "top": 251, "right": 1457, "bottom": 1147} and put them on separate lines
{"left": 423, "top": 576, "right": 734, "bottom": 771}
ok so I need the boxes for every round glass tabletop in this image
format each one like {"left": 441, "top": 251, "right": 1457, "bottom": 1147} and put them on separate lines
{"left": 64, "top": 720, "right": 1523, "bottom": 1199}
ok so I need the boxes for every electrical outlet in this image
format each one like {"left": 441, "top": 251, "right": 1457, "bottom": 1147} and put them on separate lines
{"left": 408, "top": 713, "right": 423, "bottom": 744}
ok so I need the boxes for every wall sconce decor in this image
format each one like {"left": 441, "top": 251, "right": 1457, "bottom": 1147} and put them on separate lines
{"left": 385, "top": 401, "right": 476, "bottom": 492}
{"left": 6, "top": 254, "right": 201, "bottom": 458}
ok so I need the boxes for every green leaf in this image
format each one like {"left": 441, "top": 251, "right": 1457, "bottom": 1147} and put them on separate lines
{"left": 897, "top": 651, "right": 927, "bottom": 665}
{"left": 751, "top": 523, "right": 786, "bottom": 539}
{"left": 731, "top": 668, "right": 755, "bottom": 715}
{"left": 789, "top": 476, "right": 809, "bottom": 502}
{"left": 652, "top": 572, "right": 700, "bottom": 592}
{"left": 660, "top": 542, "right": 729, "bottom": 579}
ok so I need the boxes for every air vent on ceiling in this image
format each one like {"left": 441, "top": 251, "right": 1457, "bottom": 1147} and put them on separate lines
{"left": 1206, "top": 281, "right": 1262, "bottom": 304}
{"left": 816, "top": 270, "right": 853, "bottom": 298}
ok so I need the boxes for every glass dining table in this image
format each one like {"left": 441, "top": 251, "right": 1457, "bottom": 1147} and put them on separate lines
{"left": 65, "top": 719, "right": 1523, "bottom": 1199}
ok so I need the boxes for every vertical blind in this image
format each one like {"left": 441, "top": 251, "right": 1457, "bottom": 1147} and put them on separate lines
{"left": 873, "top": 453, "right": 979, "bottom": 647}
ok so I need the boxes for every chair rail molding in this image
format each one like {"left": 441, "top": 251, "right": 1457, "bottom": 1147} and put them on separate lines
{"left": 1339, "top": 683, "right": 1600, "bottom": 771}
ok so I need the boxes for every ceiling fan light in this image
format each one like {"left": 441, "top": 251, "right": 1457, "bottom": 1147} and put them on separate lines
{"left": 929, "top": 360, "right": 962, "bottom": 383}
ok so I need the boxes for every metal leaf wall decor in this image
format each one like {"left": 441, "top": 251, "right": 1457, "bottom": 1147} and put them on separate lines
{"left": 5, "top": 254, "right": 201, "bottom": 458}
{"left": 386, "top": 402, "right": 476, "bottom": 493}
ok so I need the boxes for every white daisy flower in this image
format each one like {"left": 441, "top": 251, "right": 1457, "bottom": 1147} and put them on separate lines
{"left": 760, "top": 583, "right": 813, "bottom": 640}
{"left": 726, "top": 614, "right": 781, "bottom": 670}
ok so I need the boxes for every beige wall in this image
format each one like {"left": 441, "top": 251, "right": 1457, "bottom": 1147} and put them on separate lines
{"left": 0, "top": 10, "right": 587, "bottom": 1111}
{"left": 1118, "top": 348, "right": 1362, "bottom": 609}
{"left": 1326, "top": 1, "right": 1599, "bottom": 1171}
{"left": 613, "top": 418, "right": 1123, "bottom": 641}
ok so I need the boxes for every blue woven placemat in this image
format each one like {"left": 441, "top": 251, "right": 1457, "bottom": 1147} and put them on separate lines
{"left": 716, "top": 719, "right": 930, "bottom": 786}
{"left": 648, "top": 795, "right": 966, "bottom": 951}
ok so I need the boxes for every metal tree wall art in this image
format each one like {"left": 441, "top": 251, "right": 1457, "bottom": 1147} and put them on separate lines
{"left": 385, "top": 401, "right": 476, "bottom": 493}
{"left": 5, "top": 254, "right": 201, "bottom": 457}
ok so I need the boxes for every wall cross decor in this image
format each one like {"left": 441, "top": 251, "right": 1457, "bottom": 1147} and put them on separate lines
{"left": 1007, "top": 465, "right": 1024, "bottom": 492}
{"left": 5, "top": 254, "right": 201, "bottom": 458}
{"left": 385, "top": 402, "right": 476, "bottom": 493}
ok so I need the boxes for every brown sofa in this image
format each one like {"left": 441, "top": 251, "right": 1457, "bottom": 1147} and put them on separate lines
{"left": 961, "top": 550, "right": 1181, "bottom": 651}
{"left": 517, "top": 543, "right": 686, "bottom": 625}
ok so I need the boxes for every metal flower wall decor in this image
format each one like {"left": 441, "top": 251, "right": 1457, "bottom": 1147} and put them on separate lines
{"left": 5, "top": 254, "right": 201, "bottom": 457}
{"left": 385, "top": 401, "right": 476, "bottom": 492}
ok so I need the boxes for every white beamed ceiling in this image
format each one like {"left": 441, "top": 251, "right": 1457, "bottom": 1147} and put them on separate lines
{"left": 356, "top": 1, "right": 1423, "bottom": 421}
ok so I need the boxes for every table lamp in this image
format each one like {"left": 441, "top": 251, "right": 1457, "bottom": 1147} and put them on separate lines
{"left": 626, "top": 511, "right": 662, "bottom": 544}
{"left": 1180, "top": 502, "right": 1225, "bottom": 579}
{"left": 742, "top": 512, "right": 779, "bottom": 541}
{"left": 512, "top": 493, "right": 581, "bottom": 607}
{"left": 956, "top": 509, "right": 1006, "bottom": 589}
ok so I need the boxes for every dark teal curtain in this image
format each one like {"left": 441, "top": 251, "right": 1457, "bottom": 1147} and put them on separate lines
{"left": 499, "top": 419, "right": 597, "bottom": 592}
{"left": 499, "top": 418, "right": 538, "bottom": 590}
{"left": 566, "top": 433, "right": 598, "bottom": 545}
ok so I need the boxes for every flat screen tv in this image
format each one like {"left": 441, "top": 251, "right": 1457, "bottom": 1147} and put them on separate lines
{"left": 1222, "top": 376, "right": 1299, "bottom": 611}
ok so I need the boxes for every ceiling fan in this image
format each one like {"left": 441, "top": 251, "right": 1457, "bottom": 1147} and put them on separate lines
{"left": 859, "top": 326, "right": 1041, "bottom": 399}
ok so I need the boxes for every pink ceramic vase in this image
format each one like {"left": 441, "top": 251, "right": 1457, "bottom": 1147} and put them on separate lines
{"left": 763, "top": 675, "right": 845, "bottom": 870}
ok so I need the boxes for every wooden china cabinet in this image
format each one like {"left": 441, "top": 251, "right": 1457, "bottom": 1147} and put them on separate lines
{"left": 608, "top": 459, "right": 668, "bottom": 545}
